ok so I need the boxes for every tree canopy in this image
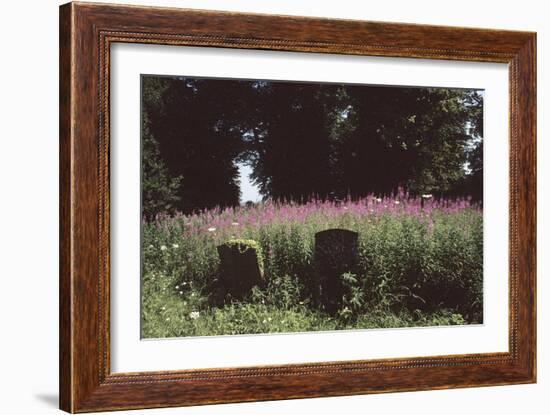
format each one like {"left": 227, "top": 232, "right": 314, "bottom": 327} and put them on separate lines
{"left": 142, "top": 75, "right": 483, "bottom": 216}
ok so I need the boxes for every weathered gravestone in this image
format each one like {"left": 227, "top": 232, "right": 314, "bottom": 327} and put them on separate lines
{"left": 217, "top": 239, "right": 264, "bottom": 300}
{"left": 313, "top": 229, "right": 359, "bottom": 314}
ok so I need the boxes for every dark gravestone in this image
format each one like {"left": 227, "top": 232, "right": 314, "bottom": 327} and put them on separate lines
{"left": 313, "top": 229, "right": 359, "bottom": 314}
{"left": 217, "top": 239, "right": 264, "bottom": 300}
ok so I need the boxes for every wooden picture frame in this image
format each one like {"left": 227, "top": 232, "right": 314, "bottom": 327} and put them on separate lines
{"left": 59, "top": 2, "right": 536, "bottom": 412}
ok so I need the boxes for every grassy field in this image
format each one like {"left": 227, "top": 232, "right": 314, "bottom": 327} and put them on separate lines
{"left": 141, "top": 193, "right": 483, "bottom": 338}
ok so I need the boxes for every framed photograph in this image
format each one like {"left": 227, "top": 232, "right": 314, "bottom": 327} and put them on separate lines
{"left": 59, "top": 2, "right": 536, "bottom": 412}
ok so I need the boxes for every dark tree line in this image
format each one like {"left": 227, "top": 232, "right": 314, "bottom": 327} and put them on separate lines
{"left": 142, "top": 75, "right": 483, "bottom": 217}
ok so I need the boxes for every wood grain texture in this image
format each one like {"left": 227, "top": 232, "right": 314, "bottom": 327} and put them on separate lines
{"left": 59, "top": 3, "right": 73, "bottom": 411}
{"left": 59, "top": 2, "right": 537, "bottom": 412}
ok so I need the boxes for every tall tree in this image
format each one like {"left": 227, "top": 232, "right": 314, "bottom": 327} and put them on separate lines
{"left": 336, "top": 86, "right": 482, "bottom": 198}
{"left": 144, "top": 76, "right": 251, "bottom": 213}
{"left": 142, "top": 76, "right": 484, "bottom": 216}
{"left": 141, "top": 78, "right": 182, "bottom": 219}
{"left": 246, "top": 82, "right": 336, "bottom": 201}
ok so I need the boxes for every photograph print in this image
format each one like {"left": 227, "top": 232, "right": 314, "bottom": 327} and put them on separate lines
{"left": 140, "top": 74, "right": 484, "bottom": 339}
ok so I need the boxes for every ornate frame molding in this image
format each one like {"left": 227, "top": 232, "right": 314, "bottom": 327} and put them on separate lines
{"left": 60, "top": 2, "right": 536, "bottom": 412}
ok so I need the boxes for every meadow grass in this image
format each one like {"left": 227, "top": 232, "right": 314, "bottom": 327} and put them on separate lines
{"left": 141, "top": 193, "right": 482, "bottom": 338}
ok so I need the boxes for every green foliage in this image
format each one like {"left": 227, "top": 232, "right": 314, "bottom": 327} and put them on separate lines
{"left": 143, "top": 76, "right": 248, "bottom": 213}
{"left": 141, "top": 207, "right": 483, "bottom": 338}
{"left": 141, "top": 114, "right": 183, "bottom": 219}
{"left": 142, "top": 76, "right": 485, "bottom": 217}
{"left": 339, "top": 272, "right": 364, "bottom": 321}
{"left": 141, "top": 78, "right": 183, "bottom": 219}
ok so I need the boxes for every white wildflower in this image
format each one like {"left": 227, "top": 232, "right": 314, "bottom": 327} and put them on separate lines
{"left": 175, "top": 285, "right": 179, "bottom": 289}
{"left": 394, "top": 201, "right": 400, "bottom": 205}
{"left": 161, "top": 306, "right": 166, "bottom": 311}
{"left": 262, "top": 319, "right": 267, "bottom": 324}
{"left": 179, "top": 291, "right": 183, "bottom": 295}
{"left": 207, "top": 227, "right": 216, "bottom": 232}
{"left": 376, "top": 198, "right": 382, "bottom": 202}
{"left": 160, "top": 245, "right": 167, "bottom": 251}
{"left": 165, "top": 317, "right": 170, "bottom": 321}
{"left": 189, "top": 311, "right": 200, "bottom": 320}
{"left": 422, "top": 194, "right": 433, "bottom": 199}
{"left": 172, "top": 243, "right": 179, "bottom": 248}
{"left": 231, "top": 222, "right": 239, "bottom": 226}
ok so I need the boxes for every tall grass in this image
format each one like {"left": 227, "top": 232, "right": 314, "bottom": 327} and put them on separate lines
{"left": 141, "top": 193, "right": 482, "bottom": 338}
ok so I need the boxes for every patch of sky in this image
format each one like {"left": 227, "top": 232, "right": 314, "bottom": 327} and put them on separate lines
{"left": 238, "top": 163, "right": 262, "bottom": 204}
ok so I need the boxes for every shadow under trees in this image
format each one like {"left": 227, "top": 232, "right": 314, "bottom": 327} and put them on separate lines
{"left": 141, "top": 76, "right": 484, "bottom": 218}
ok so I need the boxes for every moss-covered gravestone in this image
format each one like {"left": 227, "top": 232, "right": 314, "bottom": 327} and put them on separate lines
{"left": 313, "top": 229, "right": 359, "bottom": 314}
{"left": 217, "top": 239, "right": 264, "bottom": 300}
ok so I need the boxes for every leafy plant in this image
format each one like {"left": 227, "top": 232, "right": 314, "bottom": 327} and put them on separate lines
{"left": 141, "top": 195, "right": 483, "bottom": 338}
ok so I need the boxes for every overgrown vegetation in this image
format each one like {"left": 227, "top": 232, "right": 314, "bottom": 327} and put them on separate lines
{"left": 140, "top": 75, "right": 484, "bottom": 338}
{"left": 141, "top": 195, "right": 482, "bottom": 338}
{"left": 141, "top": 76, "right": 484, "bottom": 217}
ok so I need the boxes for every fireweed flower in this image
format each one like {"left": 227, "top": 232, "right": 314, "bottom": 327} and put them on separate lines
{"left": 146, "top": 193, "right": 476, "bottom": 238}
